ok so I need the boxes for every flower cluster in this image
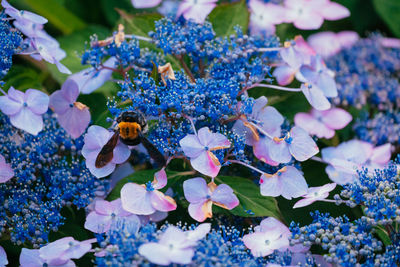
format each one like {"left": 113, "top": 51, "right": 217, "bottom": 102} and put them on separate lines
{"left": 0, "top": 13, "right": 22, "bottom": 78}
{"left": 0, "top": 112, "right": 107, "bottom": 246}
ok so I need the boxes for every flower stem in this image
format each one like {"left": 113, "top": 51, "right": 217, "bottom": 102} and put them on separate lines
{"left": 229, "top": 160, "right": 265, "bottom": 175}
{"left": 256, "top": 84, "right": 302, "bottom": 92}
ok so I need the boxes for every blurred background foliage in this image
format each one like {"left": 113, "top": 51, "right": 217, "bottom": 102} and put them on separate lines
{"left": 1, "top": 1, "right": 398, "bottom": 263}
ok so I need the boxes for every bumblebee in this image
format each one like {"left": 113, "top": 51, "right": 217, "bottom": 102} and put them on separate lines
{"left": 95, "top": 111, "right": 166, "bottom": 168}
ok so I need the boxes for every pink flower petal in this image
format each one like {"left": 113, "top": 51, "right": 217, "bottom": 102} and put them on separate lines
{"left": 110, "top": 141, "right": 131, "bottom": 164}
{"left": 153, "top": 168, "right": 167, "bottom": 190}
{"left": 188, "top": 201, "right": 210, "bottom": 222}
{"left": 85, "top": 157, "right": 116, "bottom": 178}
{"left": 289, "top": 126, "right": 319, "bottom": 161}
{"left": 337, "top": 31, "right": 359, "bottom": 48}
{"left": 211, "top": 184, "right": 239, "bottom": 209}
{"left": 57, "top": 106, "right": 90, "bottom": 139}
{"left": 180, "top": 2, "right": 216, "bottom": 24}
{"left": 0, "top": 159, "right": 14, "bottom": 183}
{"left": 292, "top": 11, "right": 324, "bottom": 30}
{"left": 253, "top": 138, "right": 280, "bottom": 166}
{"left": 321, "top": 108, "right": 352, "bottom": 130}
{"left": 183, "top": 177, "right": 209, "bottom": 203}
{"left": 370, "top": 143, "right": 392, "bottom": 165}
{"left": 25, "top": 89, "right": 49, "bottom": 115}
{"left": 121, "top": 183, "right": 155, "bottom": 215}
{"left": 320, "top": 2, "right": 350, "bottom": 20}
{"left": 94, "top": 200, "right": 113, "bottom": 215}
{"left": 190, "top": 151, "right": 221, "bottom": 178}
{"left": 10, "top": 107, "right": 43, "bottom": 135}
{"left": 307, "top": 32, "right": 341, "bottom": 58}
{"left": 293, "top": 197, "right": 318, "bottom": 208}
{"left": 258, "top": 106, "right": 284, "bottom": 137}
{"left": 20, "top": 248, "right": 45, "bottom": 267}
{"left": 150, "top": 190, "right": 177, "bottom": 212}
{"left": 273, "top": 65, "right": 296, "bottom": 86}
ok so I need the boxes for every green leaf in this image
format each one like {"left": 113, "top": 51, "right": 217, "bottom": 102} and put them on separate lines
{"left": 214, "top": 176, "right": 282, "bottom": 219}
{"left": 374, "top": 225, "right": 392, "bottom": 246}
{"left": 207, "top": 0, "right": 250, "bottom": 36}
{"left": 101, "top": 0, "right": 135, "bottom": 26}
{"left": 2, "top": 65, "right": 44, "bottom": 91}
{"left": 21, "top": 0, "right": 86, "bottom": 34}
{"left": 373, "top": 0, "right": 400, "bottom": 37}
{"left": 46, "top": 25, "right": 110, "bottom": 84}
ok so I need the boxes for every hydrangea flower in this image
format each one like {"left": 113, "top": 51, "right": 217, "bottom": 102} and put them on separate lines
{"left": 300, "top": 55, "right": 338, "bottom": 97}
{"left": 294, "top": 108, "right": 352, "bottom": 139}
{"left": 266, "top": 126, "right": 319, "bottom": 164}
{"left": 300, "top": 83, "right": 331, "bottom": 110}
{"left": 243, "top": 217, "right": 292, "bottom": 257}
{"left": 293, "top": 183, "right": 336, "bottom": 208}
{"left": 38, "top": 237, "right": 94, "bottom": 266}
{"left": 307, "top": 31, "right": 359, "bottom": 58}
{"left": 322, "top": 140, "right": 391, "bottom": 184}
{"left": 0, "top": 154, "right": 13, "bottom": 183}
{"left": 121, "top": 168, "right": 177, "bottom": 215}
{"left": 183, "top": 177, "right": 239, "bottom": 222}
{"left": 177, "top": 0, "right": 218, "bottom": 23}
{"left": 0, "top": 87, "right": 49, "bottom": 135}
{"left": 179, "top": 127, "right": 231, "bottom": 178}
{"left": 84, "top": 198, "right": 141, "bottom": 234}
{"left": 248, "top": 0, "right": 286, "bottom": 35}
{"left": 283, "top": 0, "right": 349, "bottom": 30}
{"left": 69, "top": 57, "right": 117, "bottom": 94}
{"left": 50, "top": 79, "right": 91, "bottom": 139}
{"left": 1, "top": 0, "right": 47, "bottom": 25}
{"left": 139, "top": 224, "right": 210, "bottom": 265}
{"left": 273, "top": 37, "right": 315, "bottom": 86}
{"left": 259, "top": 166, "right": 308, "bottom": 199}
{"left": 82, "top": 125, "right": 130, "bottom": 178}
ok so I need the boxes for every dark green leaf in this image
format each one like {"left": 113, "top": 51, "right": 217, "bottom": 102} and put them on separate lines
{"left": 373, "top": 0, "right": 400, "bottom": 37}
{"left": 207, "top": 0, "right": 250, "bottom": 36}
{"left": 374, "top": 225, "right": 392, "bottom": 246}
{"left": 21, "top": 0, "right": 86, "bottom": 34}
{"left": 214, "top": 176, "right": 282, "bottom": 219}
{"left": 2, "top": 65, "right": 44, "bottom": 91}
{"left": 101, "top": 0, "right": 136, "bottom": 26}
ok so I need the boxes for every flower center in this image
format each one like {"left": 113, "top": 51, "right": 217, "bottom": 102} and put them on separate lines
{"left": 284, "top": 132, "right": 292, "bottom": 144}
{"left": 204, "top": 146, "right": 209, "bottom": 151}
{"left": 265, "top": 239, "right": 270, "bottom": 245}
{"left": 69, "top": 103, "right": 74, "bottom": 108}
{"left": 145, "top": 181, "right": 154, "bottom": 191}
{"left": 23, "top": 102, "right": 28, "bottom": 107}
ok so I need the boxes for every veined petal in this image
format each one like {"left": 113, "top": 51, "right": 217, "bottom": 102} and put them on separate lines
{"left": 210, "top": 184, "right": 239, "bottom": 210}
{"left": 259, "top": 173, "right": 283, "bottom": 197}
{"left": 279, "top": 166, "right": 308, "bottom": 200}
{"left": 138, "top": 243, "right": 171, "bottom": 266}
{"left": 289, "top": 126, "right": 319, "bottom": 161}
{"left": 60, "top": 79, "right": 80, "bottom": 103}
{"left": 179, "top": 134, "right": 204, "bottom": 158}
{"left": 266, "top": 138, "right": 292, "bottom": 164}
{"left": 84, "top": 212, "right": 111, "bottom": 234}
{"left": 121, "top": 183, "right": 155, "bottom": 215}
{"left": 49, "top": 90, "right": 70, "bottom": 115}
{"left": 294, "top": 112, "right": 334, "bottom": 139}
{"left": 273, "top": 65, "right": 296, "bottom": 86}
{"left": 25, "top": 89, "right": 49, "bottom": 115}
{"left": 321, "top": 108, "right": 352, "bottom": 130}
{"left": 153, "top": 168, "right": 167, "bottom": 190}
{"left": 188, "top": 200, "right": 212, "bottom": 222}
{"left": 57, "top": 106, "right": 90, "bottom": 139}
{"left": 301, "top": 83, "right": 331, "bottom": 111}
{"left": 0, "top": 95, "right": 22, "bottom": 116}
{"left": 183, "top": 177, "right": 209, "bottom": 203}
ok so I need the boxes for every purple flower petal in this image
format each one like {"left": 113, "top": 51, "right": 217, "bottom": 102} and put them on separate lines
{"left": 94, "top": 199, "right": 113, "bottom": 215}
{"left": 211, "top": 184, "right": 239, "bottom": 210}
{"left": 0, "top": 246, "right": 7, "bottom": 266}
{"left": 301, "top": 83, "right": 331, "bottom": 110}
{"left": 179, "top": 134, "right": 204, "bottom": 158}
{"left": 320, "top": 2, "right": 350, "bottom": 20}
{"left": 10, "top": 108, "right": 43, "bottom": 135}
{"left": 370, "top": 143, "right": 391, "bottom": 165}
{"left": 289, "top": 126, "right": 319, "bottom": 161}
{"left": 60, "top": 79, "right": 80, "bottom": 103}
{"left": 0, "top": 88, "right": 23, "bottom": 115}
{"left": 279, "top": 166, "right": 308, "bottom": 200}
{"left": 185, "top": 223, "right": 211, "bottom": 243}
{"left": 183, "top": 177, "right": 209, "bottom": 203}
{"left": 259, "top": 173, "right": 283, "bottom": 197}
{"left": 177, "top": 0, "right": 217, "bottom": 24}
{"left": 25, "top": 89, "right": 49, "bottom": 115}
{"left": 153, "top": 168, "right": 167, "bottom": 190}
{"left": 0, "top": 155, "right": 14, "bottom": 183}
{"left": 320, "top": 108, "right": 352, "bottom": 130}
{"left": 2, "top": 0, "right": 48, "bottom": 24}
{"left": 84, "top": 211, "right": 112, "bottom": 233}
{"left": 49, "top": 90, "right": 70, "bottom": 115}
{"left": 139, "top": 243, "right": 171, "bottom": 265}
{"left": 57, "top": 105, "right": 90, "bottom": 139}
{"left": 121, "top": 183, "right": 155, "bottom": 215}
{"left": 252, "top": 138, "right": 280, "bottom": 166}
{"left": 266, "top": 138, "right": 292, "bottom": 164}
{"left": 20, "top": 248, "right": 45, "bottom": 267}
{"left": 294, "top": 112, "right": 335, "bottom": 139}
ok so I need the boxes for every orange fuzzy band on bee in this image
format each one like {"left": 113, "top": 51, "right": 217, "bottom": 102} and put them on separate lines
{"left": 118, "top": 122, "right": 141, "bottom": 140}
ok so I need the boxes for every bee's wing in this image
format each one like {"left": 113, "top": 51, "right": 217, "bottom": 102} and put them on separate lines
{"left": 95, "top": 131, "right": 120, "bottom": 168}
{"left": 139, "top": 132, "right": 166, "bottom": 167}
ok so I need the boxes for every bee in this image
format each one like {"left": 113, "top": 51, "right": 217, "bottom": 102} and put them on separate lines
{"left": 95, "top": 111, "right": 166, "bottom": 168}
